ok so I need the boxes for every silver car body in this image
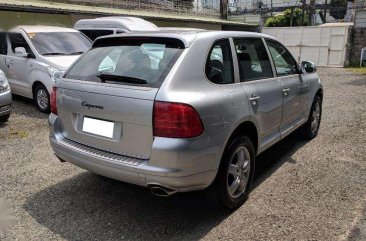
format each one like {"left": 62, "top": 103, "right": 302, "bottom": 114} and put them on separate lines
{"left": 0, "top": 26, "right": 91, "bottom": 99}
{"left": 0, "top": 70, "right": 12, "bottom": 118}
{"left": 49, "top": 30, "right": 322, "bottom": 192}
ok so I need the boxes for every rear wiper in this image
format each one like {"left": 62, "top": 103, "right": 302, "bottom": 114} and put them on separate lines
{"left": 67, "top": 51, "right": 84, "bottom": 55}
{"left": 43, "top": 52, "right": 67, "bottom": 56}
{"left": 97, "top": 73, "right": 147, "bottom": 84}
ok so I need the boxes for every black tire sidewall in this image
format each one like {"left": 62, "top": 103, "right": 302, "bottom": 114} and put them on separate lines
{"left": 214, "top": 136, "right": 255, "bottom": 209}
{"left": 0, "top": 114, "right": 10, "bottom": 123}
{"left": 34, "top": 84, "right": 50, "bottom": 113}
{"left": 305, "top": 96, "right": 322, "bottom": 139}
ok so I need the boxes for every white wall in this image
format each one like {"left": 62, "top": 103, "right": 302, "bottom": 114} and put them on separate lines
{"left": 262, "top": 25, "right": 351, "bottom": 67}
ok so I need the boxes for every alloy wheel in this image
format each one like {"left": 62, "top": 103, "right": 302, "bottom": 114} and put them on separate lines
{"left": 37, "top": 89, "right": 49, "bottom": 111}
{"left": 227, "top": 146, "right": 251, "bottom": 198}
{"left": 311, "top": 101, "right": 321, "bottom": 135}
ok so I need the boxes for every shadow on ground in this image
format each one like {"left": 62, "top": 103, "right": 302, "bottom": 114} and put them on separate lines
{"left": 24, "top": 132, "right": 307, "bottom": 240}
{"left": 11, "top": 95, "right": 48, "bottom": 119}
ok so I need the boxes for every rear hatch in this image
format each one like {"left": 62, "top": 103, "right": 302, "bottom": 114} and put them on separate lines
{"left": 56, "top": 37, "right": 185, "bottom": 159}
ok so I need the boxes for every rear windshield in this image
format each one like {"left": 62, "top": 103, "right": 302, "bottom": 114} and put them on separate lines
{"left": 65, "top": 37, "right": 185, "bottom": 88}
{"left": 28, "top": 32, "right": 91, "bottom": 56}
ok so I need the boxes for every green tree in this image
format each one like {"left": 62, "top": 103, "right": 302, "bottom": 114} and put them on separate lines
{"left": 265, "top": 8, "right": 309, "bottom": 27}
{"left": 329, "top": 0, "right": 347, "bottom": 20}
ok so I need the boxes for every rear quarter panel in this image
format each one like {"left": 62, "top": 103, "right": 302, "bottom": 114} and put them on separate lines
{"left": 155, "top": 35, "right": 252, "bottom": 172}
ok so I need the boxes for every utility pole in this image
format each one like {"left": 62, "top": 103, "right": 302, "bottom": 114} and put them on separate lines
{"left": 220, "top": 0, "right": 228, "bottom": 20}
{"left": 271, "top": 0, "right": 273, "bottom": 16}
{"left": 290, "top": 7, "right": 294, "bottom": 26}
{"left": 300, "top": 0, "right": 306, "bottom": 25}
{"left": 324, "top": 0, "right": 327, "bottom": 23}
{"left": 309, "top": 0, "right": 316, "bottom": 25}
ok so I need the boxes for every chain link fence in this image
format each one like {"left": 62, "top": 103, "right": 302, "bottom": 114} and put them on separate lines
{"left": 41, "top": 0, "right": 222, "bottom": 18}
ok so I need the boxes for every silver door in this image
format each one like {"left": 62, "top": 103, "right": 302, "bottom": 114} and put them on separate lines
{"left": 266, "top": 39, "right": 309, "bottom": 137}
{"left": 6, "top": 33, "right": 33, "bottom": 97}
{"left": 233, "top": 38, "right": 283, "bottom": 152}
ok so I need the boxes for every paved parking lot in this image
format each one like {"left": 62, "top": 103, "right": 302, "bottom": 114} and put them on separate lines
{"left": 0, "top": 68, "right": 365, "bottom": 240}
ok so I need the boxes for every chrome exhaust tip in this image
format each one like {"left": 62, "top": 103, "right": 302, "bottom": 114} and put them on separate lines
{"left": 149, "top": 185, "right": 177, "bottom": 197}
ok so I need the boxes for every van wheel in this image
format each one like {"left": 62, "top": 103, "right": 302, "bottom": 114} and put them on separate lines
{"left": 213, "top": 136, "right": 255, "bottom": 209}
{"left": 34, "top": 84, "right": 50, "bottom": 113}
{"left": 303, "top": 96, "right": 322, "bottom": 139}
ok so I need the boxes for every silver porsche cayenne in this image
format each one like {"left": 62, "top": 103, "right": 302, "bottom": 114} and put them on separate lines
{"left": 49, "top": 30, "right": 323, "bottom": 208}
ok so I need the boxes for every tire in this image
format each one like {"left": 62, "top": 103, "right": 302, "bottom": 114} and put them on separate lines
{"left": 34, "top": 84, "right": 50, "bottom": 113}
{"left": 0, "top": 114, "right": 10, "bottom": 123}
{"left": 303, "top": 96, "right": 322, "bottom": 140}
{"left": 213, "top": 136, "right": 255, "bottom": 209}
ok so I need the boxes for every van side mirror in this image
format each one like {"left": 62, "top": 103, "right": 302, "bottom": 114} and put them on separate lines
{"left": 301, "top": 61, "right": 317, "bottom": 74}
{"left": 14, "top": 47, "right": 29, "bottom": 58}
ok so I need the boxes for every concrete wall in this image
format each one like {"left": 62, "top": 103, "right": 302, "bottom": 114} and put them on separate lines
{"left": 346, "top": 27, "right": 366, "bottom": 66}
{"left": 263, "top": 25, "right": 352, "bottom": 67}
{"left": 355, "top": 10, "right": 366, "bottom": 27}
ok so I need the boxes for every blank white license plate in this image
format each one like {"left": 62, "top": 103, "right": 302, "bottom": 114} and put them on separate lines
{"left": 82, "top": 117, "right": 114, "bottom": 138}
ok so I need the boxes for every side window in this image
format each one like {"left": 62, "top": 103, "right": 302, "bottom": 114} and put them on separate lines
{"left": 234, "top": 38, "right": 273, "bottom": 82}
{"left": 266, "top": 39, "right": 298, "bottom": 76}
{"left": 205, "top": 39, "right": 234, "bottom": 84}
{"left": 8, "top": 33, "right": 33, "bottom": 56}
{"left": 0, "top": 32, "right": 7, "bottom": 55}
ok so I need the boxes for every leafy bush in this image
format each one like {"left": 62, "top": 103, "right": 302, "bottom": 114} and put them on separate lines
{"left": 329, "top": 0, "right": 347, "bottom": 20}
{"left": 265, "top": 8, "right": 309, "bottom": 27}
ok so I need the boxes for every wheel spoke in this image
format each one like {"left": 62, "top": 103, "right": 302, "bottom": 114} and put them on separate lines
{"left": 237, "top": 149, "right": 245, "bottom": 164}
{"left": 229, "top": 164, "right": 239, "bottom": 176}
{"left": 229, "top": 178, "right": 240, "bottom": 195}
{"left": 242, "top": 160, "right": 250, "bottom": 172}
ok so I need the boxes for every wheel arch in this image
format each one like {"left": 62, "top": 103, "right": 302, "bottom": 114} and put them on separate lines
{"left": 315, "top": 87, "right": 323, "bottom": 100}
{"left": 32, "top": 81, "right": 44, "bottom": 99}
{"left": 225, "top": 121, "right": 259, "bottom": 156}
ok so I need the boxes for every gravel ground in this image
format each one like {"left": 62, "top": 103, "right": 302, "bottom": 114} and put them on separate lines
{"left": 0, "top": 68, "right": 365, "bottom": 240}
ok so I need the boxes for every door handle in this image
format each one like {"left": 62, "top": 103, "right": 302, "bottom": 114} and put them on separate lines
{"left": 282, "top": 87, "right": 291, "bottom": 96}
{"left": 249, "top": 94, "right": 260, "bottom": 106}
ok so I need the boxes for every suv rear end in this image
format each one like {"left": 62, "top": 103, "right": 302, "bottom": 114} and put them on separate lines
{"left": 49, "top": 34, "right": 217, "bottom": 194}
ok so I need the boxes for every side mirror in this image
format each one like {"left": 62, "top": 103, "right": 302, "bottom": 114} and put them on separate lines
{"left": 301, "top": 61, "right": 317, "bottom": 74}
{"left": 14, "top": 47, "right": 28, "bottom": 58}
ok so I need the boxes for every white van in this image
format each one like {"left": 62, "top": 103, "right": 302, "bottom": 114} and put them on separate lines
{"left": 74, "top": 16, "right": 159, "bottom": 41}
{"left": 0, "top": 26, "right": 92, "bottom": 112}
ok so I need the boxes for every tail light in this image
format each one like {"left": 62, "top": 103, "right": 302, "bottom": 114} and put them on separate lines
{"left": 50, "top": 87, "right": 57, "bottom": 115}
{"left": 153, "top": 101, "right": 204, "bottom": 138}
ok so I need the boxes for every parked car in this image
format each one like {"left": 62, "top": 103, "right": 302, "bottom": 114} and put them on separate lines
{"left": 49, "top": 30, "right": 323, "bottom": 208}
{"left": 74, "top": 16, "right": 159, "bottom": 41}
{"left": 0, "top": 26, "right": 92, "bottom": 113}
{"left": 0, "top": 69, "right": 11, "bottom": 122}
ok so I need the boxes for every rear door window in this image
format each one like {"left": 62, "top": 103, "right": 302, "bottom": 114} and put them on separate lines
{"left": 65, "top": 37, "right": 184, "bottom": 88}
{"left": 234, "top": 38, "right": 273, "bottom": 82}
{"left": 0, "top": 32, "right": 7, "bottom": 55}
{"left": 205, "top": 39, "right": 234, "bottom": 84}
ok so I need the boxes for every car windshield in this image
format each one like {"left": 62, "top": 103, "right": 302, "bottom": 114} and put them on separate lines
{"left": 65, "top": 37, "right": 185, "bottom": 88}
{"left": 28, "top": 32, "right": 92, "bottom": 56}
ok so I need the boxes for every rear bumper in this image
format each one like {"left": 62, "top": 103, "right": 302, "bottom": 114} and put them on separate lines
{"left": 49, "top": 114, "right": 217, "bottom": 192}
{"left": 0, "top": 90, "right": 12, "bottom": 117}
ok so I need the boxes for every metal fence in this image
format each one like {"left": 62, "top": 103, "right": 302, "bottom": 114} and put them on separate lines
{"left": 41, "top": 0, "right": 222, "bottom": 18}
